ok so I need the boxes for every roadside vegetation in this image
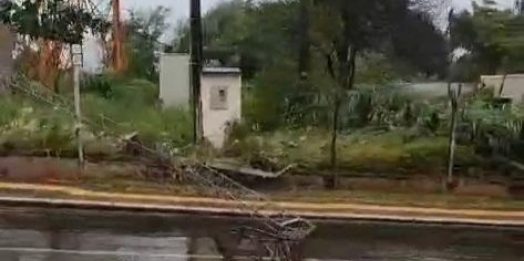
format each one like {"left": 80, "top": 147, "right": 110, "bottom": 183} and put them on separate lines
{"left": 1, "top": 0, "right": 524, "bottom": 197}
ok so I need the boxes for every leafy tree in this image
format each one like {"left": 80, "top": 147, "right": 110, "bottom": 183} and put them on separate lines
{"left": 124, "top": 6, "right": 171, "bottom": 82}
{"left": 451, "top": 0, "right": 524, "bottom": 76}
{"left": 390, "top": 9, "right": 448, "bottom": 79}
{"left": 174, "top": 0, "right": 251, "bottom": 74}
{"left": 310, "top": 0, "right": 409, "bottom": 187}
{"left": 174, "top": 0, "right": 322, "bottom": 130}
{"left": 174, "top": 0, "right": 301, "bottom": 80}
{"left": 0, "top": 0, "right": 109, "bottom": 44}
{"left": 172, "top": 0, "right": 448, "bottom": 136}
{"left": 298, "top": 0, "right": 311, "bottom": 77}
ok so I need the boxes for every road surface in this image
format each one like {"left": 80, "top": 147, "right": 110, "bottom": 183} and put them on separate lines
{"left": 0, "top": 207, "right": 522, "bottom": 261}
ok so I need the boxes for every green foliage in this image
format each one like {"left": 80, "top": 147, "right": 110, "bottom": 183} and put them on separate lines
{"left": 451, "top": 1, "right": 524, "bottom": 76}
{"left": 344, "top": 84, "right": 413, "bottom": 128}
{"left": 82, "top": 73, "right": 158, "bottom": 106}
{"left": 223, "top": 129, "right": 479, "bottom": 175}
{"left": 81, "top": 74, "right": 190, "bottom": 147}
{"left": 125, "top": 6, "right": 171, "bottom": 82}
{"left": 243, "top": 62, "right": 297, "bottom": 131}
{"left": 355, "top": 53, "right": 399, "bottom": 84}
{"left": 86, "top": 95, "right": 192, "bottom": 147}
{"left": 6, "top": 0, "right": 524, "bottom": 177}
{"left": 0, "top": 0, "right": 109, "bottom": 43}
{"left": 0, "top": 74, "right": 191, "bottom": 156}
{"left": 174, "top": 0, "right": 301, "bottom": 79}
{"left": 390, "top": 9, "right": 448, "bottom": 79}
{"left": 0, "top": 94, "right": 76, "bottom": 154}
{"left": 0, "top": 95, "right": 21, "bottom": 126}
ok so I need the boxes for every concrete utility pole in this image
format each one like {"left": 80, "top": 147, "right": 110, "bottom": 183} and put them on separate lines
{"left": 190, "top": 0, "right": 204, "bottom": 144}
{"left": 111, "top": 0, "right": 126, "bottom": 73}
{"left": 72, "top": 44, "right": 84, "bottom": 168}
{"left": 446, "top": 8, "right": 460, "bottom": 191}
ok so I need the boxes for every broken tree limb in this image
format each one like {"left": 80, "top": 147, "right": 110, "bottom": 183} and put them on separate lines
{"left": 210, "top": 158, "right": 296, "bottom": 179}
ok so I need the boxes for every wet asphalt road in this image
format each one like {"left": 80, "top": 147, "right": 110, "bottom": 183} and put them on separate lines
{"left": 0, "top": 207, "right": 523, "bottom": 261}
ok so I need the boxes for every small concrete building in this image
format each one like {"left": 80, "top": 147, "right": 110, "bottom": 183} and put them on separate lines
{"left": 159, "top": 54, "right": 191, "bottom": 108}
{"left": 481, "top": 74, "right": 524, "bottom": 103}
{"left": 405, "top": 82, "right": 476, "bottom": 99}
{"left": 159, "top": 53, "right": 242, "bottom": 148}
{"left": 201, "top": 67, "right": 242, "bottom": 148}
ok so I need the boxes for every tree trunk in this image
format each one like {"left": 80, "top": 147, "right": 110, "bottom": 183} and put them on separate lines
{"left": 327, "top": 47, "right": 357, "bottom": 189}
{"left": 446, "top": 83, "right": 462, "bottom": 191}
{"left": 328, "top": 94, "right": 341, "bottom": 189}
{"left": 298, "top": 0, "right": 310, "bottom": 78}
{"left": 498, "top": 73, "right": 508, "bottom": 97}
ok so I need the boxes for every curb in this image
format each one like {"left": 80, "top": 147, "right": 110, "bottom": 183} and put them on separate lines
{"left": 0, "top": 196, "right": 523, "bottom": 228}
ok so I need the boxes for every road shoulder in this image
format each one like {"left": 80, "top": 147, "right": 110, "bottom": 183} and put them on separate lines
{"left": 0, "top": 182, "right": 522, "bottom": 227}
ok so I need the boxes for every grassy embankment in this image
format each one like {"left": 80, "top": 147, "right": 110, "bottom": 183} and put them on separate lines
{"left": 0, "top": 75, "right": 482, "bottom": 177}
{"left": 2, "top": 75, "right": 518, "bottom": 212}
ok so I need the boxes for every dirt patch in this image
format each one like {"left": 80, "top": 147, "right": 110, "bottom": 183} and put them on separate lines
{"left": 0, "top": 156, "right": 516, "bottom": 199}
{"left": 0, "top": 157, "right": 80, "bottom": 182}
{"left": 274, "top": 175, "right": 510, "bottom": 198}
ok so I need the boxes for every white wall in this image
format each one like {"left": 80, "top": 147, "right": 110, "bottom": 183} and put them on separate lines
{"left": 159, "top": 56, "right": 242, "bottom": 148}
{"left": 481, "top": 74, "right": 524, "bottom": 103}
{"left": 159, "top": 54, "right": 190, "bottom": 108}
{"left": 406, "top": 82, "right": 476, "bottom": 98}
{"left": 201, "top": 73, "right": 242, "bottom": 148}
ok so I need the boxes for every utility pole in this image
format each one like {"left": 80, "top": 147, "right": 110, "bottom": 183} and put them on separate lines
{"left": 445, "top": 8, "right": 460, "bottom": 191}
{"left": 72, "top": 44, "right": 84, "bottom": 168}
{"left": 190, "top": 0, "right": 203, "bottom": 143}
{"left": 112, "top": 0, "right": 125, "bottom": 73}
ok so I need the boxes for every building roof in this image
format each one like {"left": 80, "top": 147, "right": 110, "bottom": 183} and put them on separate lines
{"left": 202, "top": 67, "right": 241, "bottom": 75}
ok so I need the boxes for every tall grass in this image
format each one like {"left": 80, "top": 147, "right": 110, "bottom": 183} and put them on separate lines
{"left": 0, "top": 94, "right": 76, "bottom": 154}
{"left": 81, "top": 73, "right": 193, "bottom": 147}
{"left": 223, "top": 128, "right": 479, "bottom": 175}
{"left": 0, "top": 74, "right": 192, "bottom": 156}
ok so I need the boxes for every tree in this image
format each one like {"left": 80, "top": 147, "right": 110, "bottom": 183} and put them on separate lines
{"left": 0, "top": 0, "right": 109, "bottom": 44}
{"left": 124, "top": 6, "right": 171, "bottom": 82}
{"left": 298, "top": 0, "right": 311, "bottom": 77}
{"left": 310, "top": 0, "right": 409, "bottom": 188}
{"left": 174, "top": 0, "right": 302, "bottom": 80}
{"left": 390, "top": 9, "right": 448, "bottom": 79}
{"left": 174, "top": 0, "right": 252, "bottom": 75}
{"left": 451, "top": 0, "right": 524, "bottom": 76}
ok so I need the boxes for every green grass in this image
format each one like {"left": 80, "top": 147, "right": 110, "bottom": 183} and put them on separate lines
{"left": 82, "top": 94, "right": 192, "bottom": 147}
{"left": 0, "top": 76, "right": 193, "bottom": 156}
{"left": 0, "top": 74, "right": 481, "bottom": 177}
{"left": 223, "top": 128, "right": 480, "bottom": 176}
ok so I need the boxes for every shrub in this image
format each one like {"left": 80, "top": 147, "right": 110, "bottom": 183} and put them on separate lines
{"left": 82, "top": 73, "right": 158, "bottom": 106}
